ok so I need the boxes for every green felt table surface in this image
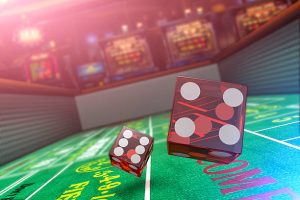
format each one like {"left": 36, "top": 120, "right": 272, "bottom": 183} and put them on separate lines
{"left": 0, "top": 94, "right": 299, "bottom": 200}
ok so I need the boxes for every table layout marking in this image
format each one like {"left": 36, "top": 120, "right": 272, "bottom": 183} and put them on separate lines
{"left": 246, "top": 110, "right": 299, "bottom": 125}
{"left": 24, "top": 162, "right": 73, "bottom": 200}
{"left": 144, "top": 116, "right": 153, "bottom": 200}
{"left": 97, "top": 127, "right": 120, "bottom": 156}
{"left": 245, "top": 129, "right": 300, "bottom": 151}
{"left": 0, "top": 171, "right": 37, "bottom": 196}
{"left": 255, "top": 121, "right": 300, "bottom": 132}
{"left": 283, "top": 135, "right": 300, "bottom": 142}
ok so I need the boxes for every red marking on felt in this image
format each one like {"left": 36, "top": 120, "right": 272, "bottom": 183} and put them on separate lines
{"left": 127, "top": 149, "right": 136, "bottom": 159}
{"left": 194, "top": 116, "right": 212, "bottom": 136}
{"left": 215, "top": 103, "right": 234, "bottom": 120}
{"left": 197, "top": 160, "right": 207, "bottom": 165}
{"left": 192, "top": 113, "right": 227, "bottom": 125}
{"left": 177, "top": 101, "right": 208, "bottom": 112}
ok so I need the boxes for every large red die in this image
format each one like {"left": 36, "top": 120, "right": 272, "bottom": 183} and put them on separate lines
{"left": 109, "top": 127, "right": 154, "bottom": 177}
{"left": 167, "top": 76, "right": 247, "bottom": 163}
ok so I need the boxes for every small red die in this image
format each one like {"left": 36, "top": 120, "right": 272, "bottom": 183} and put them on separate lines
{"left": 167, "top": 76, "right": 247, "bottom": 163}
{"left": 109, "top": 127, "right": 154, "bottom": 177}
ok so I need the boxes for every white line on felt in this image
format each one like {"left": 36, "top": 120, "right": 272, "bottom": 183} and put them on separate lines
{"left": 247, "top": 107, "right": 291, "bottom": 117}
{"left": 0, "top": 171, "right": 37, "bottom": 196}
{"left": 24, "top": 162, "right": 73, "bottom": 200}
{"left": 0, "top": 130, "right": 102, "bottom": 177}
{"left": 0, "top": 169, "right": 38, "bottom": 181}
{"left": 49, "top": 129, "right": 104, "bottom": 166}
{"left": 144, "top": 116, "right": 153, "bottom": 200}
{"left": 154, "top": 138, "right": 165, "bottom": 145}
{"left": 255, "top": 121, "right": 300, "bottom": 132}
{"left": 3, "top": 150, "right": 51, "bottom": 176}
{"left": 151, "top": 123, "right": 166, "bottom": 129}
{"left": 246, "top": 111, "right": 299, "bottom": 125}
{"left": 245, "top": 129, "right": 300, "bottom": 151}
{"left": 283, "top": 136, "right": 300, "bottom": 142}
{"left": 97, "top": 127, "right": 120, "bottom": 156}
{"left": 248, "top": 98, "right": 285, "bottom": 104}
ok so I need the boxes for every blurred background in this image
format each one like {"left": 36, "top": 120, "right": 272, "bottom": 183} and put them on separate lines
{"left": 0, "top": 0, "right": 299, "bottom": 165}
{"left": 0, "top": 0, "right": 297, "bottom": 90}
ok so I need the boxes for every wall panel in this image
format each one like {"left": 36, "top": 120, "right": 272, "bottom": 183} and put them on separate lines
{"left": 218, "top": 19, "right": 300, "bottom": 95}
{"left": 0, "top": 94, "right": 81, "bottom": 165}
{"left": 76, "top": 64, "right": 220, "bottom": 130}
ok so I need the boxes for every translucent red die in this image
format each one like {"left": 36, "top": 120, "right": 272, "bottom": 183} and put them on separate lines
{"left": 167, "top": 76, "right": 247, "bottom": 163}
{"left": 109, "top": 127, "right": 154, "bottom": 177}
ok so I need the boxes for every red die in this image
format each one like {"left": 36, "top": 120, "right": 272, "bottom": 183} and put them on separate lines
{"left": 167, "top": 76, "right": 247, "bottom": 163}
{"left": 109, "top": 127, "right": 154, "bottom": 177}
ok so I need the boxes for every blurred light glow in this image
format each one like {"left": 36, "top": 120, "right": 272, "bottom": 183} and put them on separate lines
{"left": 0, "top": 0, "right": 8, "bottom": 5}
{"left": 18, "top": 27, "right": 42, "bottom": 45}
{"left": 184, "top": 8, "right": 192, "bottom": 16}
{"left": 121, "top": 25, "right": 128, "bottom": 33}
{"left": 197, "top": 7, "right": 204, "bottom": 15}
{"left": 21, "top": 14, "right": 27, "bottom": 20}
{"left": 31, "top": 53, "right": 48, "bottom": 60}
{"left": 86, "top": 34, "right": 98, "bottom": 45}
{"left": 211, "top": 3, "right": 226, "bottom": 13}
{"left": 136, "top": 22, "right": 143, "bottom": 29}
{"left": 49, "top": 40, "right": 56, "bottom": 48}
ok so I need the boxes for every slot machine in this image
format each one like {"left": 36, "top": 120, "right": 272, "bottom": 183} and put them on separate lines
{"left": 25, "top": 52, "right": 62, "bottom": 86}
{"left": 161, "top": 17, "right": 218, "bottom": 67}
{"left": 76, "top": 62, "right": 108, "bottom": 88}
{"left": 100, "top": 33, "right": 156, "bottom": 81}
{"left": 236, "top": 0, "right": 288, "bottom": 36}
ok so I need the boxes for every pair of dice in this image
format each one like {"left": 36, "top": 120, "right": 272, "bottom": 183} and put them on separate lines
{"left": 109, "top": 76, "right": 247, "bottom": 177}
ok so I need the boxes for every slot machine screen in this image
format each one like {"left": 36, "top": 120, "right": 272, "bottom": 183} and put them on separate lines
{"left": 77, "top": 62, "right": 105, "bottom": 78}
{"left": 103, "top": 34, "right": 154, "bottom": 79}
{"left": 27, "top": 53, "right": 57, "bottom": 82}
{"left": 236, "top": 1, "right": 287, "bottom": 36}
{"left": 164, "top": 19, "right": 216, "bottom": 66}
